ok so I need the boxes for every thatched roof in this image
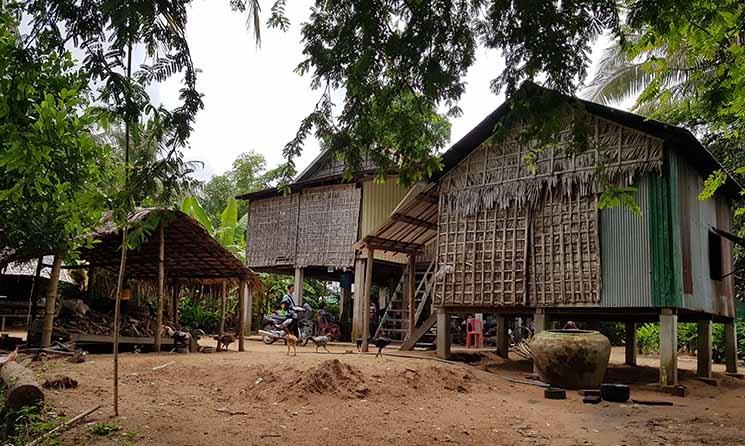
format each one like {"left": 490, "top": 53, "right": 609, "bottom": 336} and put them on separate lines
{"left": 79, "top": 209, "right": 256, "bottom": 285}
{"left": 1, "top": 255, "right": 74, "bottom": 283}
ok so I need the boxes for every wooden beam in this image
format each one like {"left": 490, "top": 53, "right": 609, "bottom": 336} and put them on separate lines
{"left": 361, "top": 248, "right": 375, "bottom": 352}
{"left": 407, "top": 255, "right": 416, "bottom": 339}
{"left": 391, "top": 213, "right": 437, "bottom": 230}
{"left": 400, "top": 312, "right": 436, "bottom": 351}
{"left": 352, "top": 259, "right": 366, "bottom": 341}
{"left": 418, "top": 193, "right": 439, "bottom": 205}
{"left": 218, "top": 280, "right": 227, "bottom": 352}
{"left": 625, "top": 322, "right": 637, "bottom": 366}
{"left": 363, "top": 236, "right": 423, "bottom": 255}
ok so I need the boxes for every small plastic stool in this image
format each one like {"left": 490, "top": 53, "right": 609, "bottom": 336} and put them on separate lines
{"left": 466, "top": 317, "right": 484, "bottom": 349}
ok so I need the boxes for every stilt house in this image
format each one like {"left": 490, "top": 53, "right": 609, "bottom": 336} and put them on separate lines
{"left": 358, "top": 84, "right": 741, "bottom": 385}
{"left": 238, "top": 151, "right": 412, "bottom": 338}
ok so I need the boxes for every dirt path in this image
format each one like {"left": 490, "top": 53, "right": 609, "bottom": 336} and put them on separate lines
{"left": 25, "top": 342, "right": 745, "bottom": 446}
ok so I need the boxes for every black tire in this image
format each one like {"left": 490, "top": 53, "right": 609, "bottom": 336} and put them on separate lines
{"left": 600, "top": 383, "right": 630, "bottom": 402}
{"left": 544, "top": 387, "right": 567, "bottom": 400}
{"left": 262, "top": 324, "right": 278, "bottom": 345}
{"left": 583, "top": 395, "right": 602, "bottom": 404}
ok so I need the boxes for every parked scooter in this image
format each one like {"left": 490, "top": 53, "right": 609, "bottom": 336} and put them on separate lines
{"left": 259, "top": 303, "right": 314, "bottom": 344}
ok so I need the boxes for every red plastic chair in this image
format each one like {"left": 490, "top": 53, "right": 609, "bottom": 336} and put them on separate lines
{"left": 466, "top": 317, "right": 484, "bottom": 349}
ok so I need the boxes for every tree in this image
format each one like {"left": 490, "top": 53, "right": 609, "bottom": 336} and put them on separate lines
{"left": 0, "top": 6, "right": 110, "bottom": 346}
{"left": 271, "top": 0, "right": 620, "bottom": 184}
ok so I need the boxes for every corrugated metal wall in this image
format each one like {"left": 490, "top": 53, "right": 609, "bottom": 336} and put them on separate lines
{"left": 677, "top": 152, "right": 720, "bottom": 314}
{"left": 599, "top": 176, "right": 653, "bottom": 307}
{"left": 358, "top": 178, "right": 411, "bottom": 264}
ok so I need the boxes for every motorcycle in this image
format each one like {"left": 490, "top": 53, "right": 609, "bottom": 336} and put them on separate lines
{"left": 259, "top": 304, "right": 314, "bottom": 345}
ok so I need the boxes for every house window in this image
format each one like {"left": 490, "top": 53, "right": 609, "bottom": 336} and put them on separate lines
{"left": 708, "top": 230, "right": 723, "bottom": 281}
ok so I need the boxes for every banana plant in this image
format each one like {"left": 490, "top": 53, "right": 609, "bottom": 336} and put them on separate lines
{"left": 182, "top": 195, "right": 246, "bottom": 261}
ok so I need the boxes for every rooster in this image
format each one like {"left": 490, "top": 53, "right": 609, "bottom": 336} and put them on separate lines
{"left": 0, "top": 347, "right": 18, "bottom": 366}
{"left": 356, "top": 336, "right": 392, "bottom": 358}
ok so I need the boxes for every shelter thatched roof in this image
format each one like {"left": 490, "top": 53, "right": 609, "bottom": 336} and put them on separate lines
{"left": 1, "top": 256, "right": 74, "bottom": 283}
{"left": 79, "top": 209, "right": 256, "bottom": 286}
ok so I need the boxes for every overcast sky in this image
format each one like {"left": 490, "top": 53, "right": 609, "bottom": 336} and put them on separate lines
{"left": 156, "top": 0, "right": 610, "bottom": 181}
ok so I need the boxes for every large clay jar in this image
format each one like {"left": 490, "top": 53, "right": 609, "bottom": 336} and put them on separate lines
{"left": 530, "top": 329, "right": 611, "bottom": 389}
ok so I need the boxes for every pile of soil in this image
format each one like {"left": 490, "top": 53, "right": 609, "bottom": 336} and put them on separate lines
{"left": 293, "top": 359, "right": 367, "bottom": 398}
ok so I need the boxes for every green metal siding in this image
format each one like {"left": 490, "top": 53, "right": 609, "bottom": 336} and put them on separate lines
{"left": 599, "top": 177, "right": 653, "bottom": 307}
{"left": 648, "top": 159, "right": 683, "bottom": 308}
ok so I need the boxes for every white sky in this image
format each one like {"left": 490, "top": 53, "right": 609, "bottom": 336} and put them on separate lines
{"left": 156, "top": 0, "right": 612, "bottom": 181}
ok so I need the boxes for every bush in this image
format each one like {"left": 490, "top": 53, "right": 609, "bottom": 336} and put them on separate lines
{"left": 178, "top": 296, "right": 221, "bottom": 332}
{"left": 598, "top": 322, "right": 626, "bottom": 346}
{"left": 635, "top": 318, "right": 745, "bottom": 362}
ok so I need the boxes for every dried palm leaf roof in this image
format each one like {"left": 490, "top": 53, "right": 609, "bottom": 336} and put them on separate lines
{"left": 1, "top": 255, "right": 74, "bottom": 283}
{"left": 79, "top": 208, "right": 258, "bottom": 287}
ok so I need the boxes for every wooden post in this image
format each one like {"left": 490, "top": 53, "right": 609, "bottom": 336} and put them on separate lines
{"left": 495, "top": 314, "right": 509, "bottom": 358}
{"left": 26, "top": 257, "right": 44, "bottom": 334}
{"left": 724, "top": 319, "right": 738, "bottom": 374}
{"left": 41, "top": 255, "right": 63, "bottom": 348}
{"left": 238, "top": 278, "right": 247, "bottom": 352}
{"left": 294, "top": 267, "right": 305, "bottom": 305}
{"left": 112, "top": 228, "right": 129, "bottom": 417}
{"left": 172, "top": 282, "right": 181, "bottom": 326}
{"left": 154, "top": 225, "right": 165, "bottom": 353}
{"left": 246, "top": 283, "right": 253, "bottom": 335}
{"left": 436, "top": 308, "right": 451, "bottom": 359}
{"left": 217, "top": 280, "right": 227, "bottom": 352}
{"left": 352, "top": 258, "right": 366, "bottom": 341}
{"left": 533, "top": 308, "right": 547, "bottom": 373}
{"left": 361, "top": 248, "right": 375, "bottom": 352}
{"left": 696, "top": 319, "right": 712, "bottom": 378}
{"left": 625, "top": 322, "right": 637, "bottom": 366}
{"left": 659, "top": 309, "right": 678, "bottom": 386}
{"left": 406, "top": 255, "right": 416, "bottom": 339}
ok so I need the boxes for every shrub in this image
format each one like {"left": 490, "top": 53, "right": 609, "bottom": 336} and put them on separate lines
{"left": 635, "top": 318, "right": 745, "bottom": 362}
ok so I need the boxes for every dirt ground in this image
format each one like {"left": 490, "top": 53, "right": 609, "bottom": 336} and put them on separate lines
{"left": 20, "top": 340, "right": 745, "bottom": 446}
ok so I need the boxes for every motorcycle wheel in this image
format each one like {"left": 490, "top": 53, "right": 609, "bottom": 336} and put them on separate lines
{"left": 299, "top": 323, "right": 314, "bottom": 344}
{"left": 262, "top": 323, "right": 278, "bottom": 345}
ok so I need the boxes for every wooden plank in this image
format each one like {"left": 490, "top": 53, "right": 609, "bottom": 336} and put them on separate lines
{"left": 399, "top": 312, "right": 437, "bottom": 351}
{"left": 407, "top": 255, "right": 416, "bottom": 339}
{"left": 70, "top": 334, "right": 174, "bottom": 345}
{"left": 361, "top": 248, "right": 375, "bottom": 352}
{"left": 391, "top": 213, "right": 437, "bottom": 230}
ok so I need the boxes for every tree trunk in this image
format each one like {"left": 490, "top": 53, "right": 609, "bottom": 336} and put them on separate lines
{"left": 41, "top": 255, "right": 63, "bottom": 348}
{"left": 1, "top": 361, "right": 44, "bottom": 409}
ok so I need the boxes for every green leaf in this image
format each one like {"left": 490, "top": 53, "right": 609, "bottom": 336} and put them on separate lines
{"left": 182, "top": 195, "right": 214, "bottom": 234}
{"left": 698, "top": 170, "right": 726, "bottom": 201}
{"left": 598, "top": 186, "right": 642, "bottom": 215}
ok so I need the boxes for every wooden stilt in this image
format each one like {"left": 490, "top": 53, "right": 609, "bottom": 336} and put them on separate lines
{"left": 294, "top": 267, "right": 305, "bottom": 305}
{"left": 724, "top": 319, "right": 738, "bottom": 374}
{"left": 495, "top": 315, "right": 509, "bottom": 358}
{"left": 436, "top": 308, "right": 451, "bottom": 359}
{"left": 659, "top": 309, "right": 678, "bottom": 387}
{"left": 154, "top": 225, "right": 165, "bottom": 353}
{"left": 238, "top": 278, "right": 247, "bottom": 352}
{"left": 361, "top": 248, "right": 375, "bottom": 353}
{"left": 172, "top": 282, "right": 181, "bottom": 326}
{"left": 407, "top": 255, "right": 416, "bottom": 339}
{"left": 41, "top": 255, "right": 63, "bottom": 348}
{"left": 696, "top": 319, "right": 712, "bottom": 378}
{"left": 26, "top": 257, "right": 44, "bottom": 336}
{"left": 352, "top": 258, "right": 366, "bottom": 341}
{"left": 246, "top": 283, "right": 253, "bottom": 336}
{"left": 625, "top": 322, "right": 637, "bottom": 366}
{"left": 533, "top": 308, "right": 547, "bottom": 373}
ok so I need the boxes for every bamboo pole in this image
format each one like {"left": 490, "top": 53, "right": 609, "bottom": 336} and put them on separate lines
{"left": 154, "top": 224, "right": 165, "bottom": 352}
{"left": 26, "top": 257, "right": 44, "bottom": 330}
{"left": 40, "top": 255, "right": 62, "bottom": 348}
{"left": 112, "top": 229, "right": 128, "bottom": 417}
{"left": 361, "top": 248, "right": 375, "bottom": 352}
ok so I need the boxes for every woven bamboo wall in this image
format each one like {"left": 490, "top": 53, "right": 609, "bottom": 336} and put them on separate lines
{"left": 296, "top": 184, "right": 361, "bottom": 268}
{"left": 246, "top": 194, "right": 300, "bottom": 268}
{"left": 434, "top": 115, "right": 662, "bottom": 307}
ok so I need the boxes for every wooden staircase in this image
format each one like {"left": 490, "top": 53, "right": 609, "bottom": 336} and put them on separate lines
{"left": 374, "top": 260, "right": 436, "bottom": 348}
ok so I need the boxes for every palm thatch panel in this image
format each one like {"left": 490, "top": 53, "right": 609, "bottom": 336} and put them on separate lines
{"left": 296, "top": 184, "right": 361, "bottom": 268}
{"left": 434, "top": 114, "right": 660, "bottom": 308}
{"left": 246, "top": 194, "right": 300, "bottom": 268}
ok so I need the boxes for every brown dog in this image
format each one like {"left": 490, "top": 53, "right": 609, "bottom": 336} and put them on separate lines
{"left": 284, "top": 328, "right": 298, "bottom": 356}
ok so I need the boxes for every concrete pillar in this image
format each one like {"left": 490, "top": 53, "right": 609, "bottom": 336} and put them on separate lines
{"left": 436, "top": 308, "right": 451, "bottom": 359}
{"left": 696, "top": 319, "right": 713, "bottom": 378}
{"left": 659, "top": 309, "right": 678, "bottom": 386}
{"left": 495, "top": 315, "right": 509, "bottom": 358}
{"left": 352, "top": 258, "right": 366, "bottom": 340}
{"left": 294, "top": 267, "right": 305, "bottom": 305}
{"left": 724, "top": 319, "right": 739, "bottom": 374}
{"left": 361, "top": 248, "right": 375, "bottom": 352}
{"left": 625, "top": 322, "right": 637, "bottom": 366}
{"left": 533, "top": 309, "right": 547, "bottom": 373}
